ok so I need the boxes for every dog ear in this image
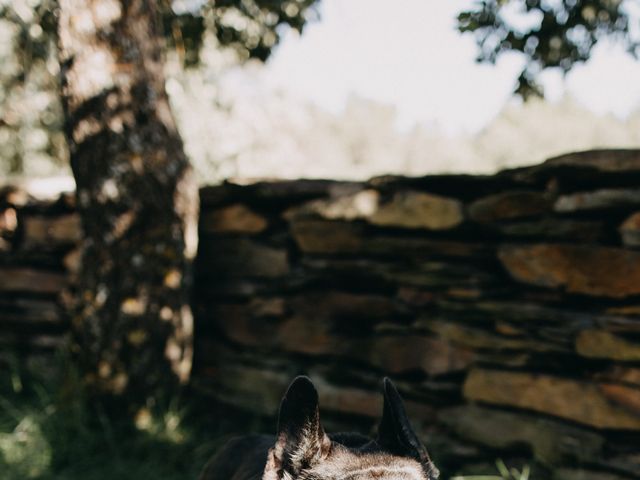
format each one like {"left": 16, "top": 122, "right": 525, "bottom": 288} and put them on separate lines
{"left": 377, "top": 378, "right": 438, "bottom": 477}
{"left": 264, "top": 376, "right": 331, "bottom": 479}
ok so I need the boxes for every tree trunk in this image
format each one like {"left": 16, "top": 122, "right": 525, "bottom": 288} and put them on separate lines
{"left": 58, "top": 0, "right": 198, "bottom": 408}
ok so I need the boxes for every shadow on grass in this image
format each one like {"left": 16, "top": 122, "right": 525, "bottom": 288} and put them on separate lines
{"left": 0, "top": 355, "right": 270, "bottom": 480}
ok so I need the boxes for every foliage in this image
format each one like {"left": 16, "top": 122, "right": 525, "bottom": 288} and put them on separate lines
{"left": 161, "top": 0, "right": 320, "bottom": 65}
{"left": 0, "top": 0, "right": 320, "bottom": 175}
{"left": 169, "top": 55, "right": 640, "bottom": 181}
{"left": 457, "top": 0, "right": 640, "bottom": 98}
{"left": 0, "top": 360, "right": 228, "bottom": 480}
{"left": 0, "top": 0, "right": 66, "bottom": 175}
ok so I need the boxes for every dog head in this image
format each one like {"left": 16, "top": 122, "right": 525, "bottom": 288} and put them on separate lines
{"left": 263, "top": 376, "right": 439, "bottom": 480}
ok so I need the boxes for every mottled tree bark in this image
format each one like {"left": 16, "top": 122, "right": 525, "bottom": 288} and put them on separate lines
{"left": 58, "top": 0, "right": 198, "bottom": 407}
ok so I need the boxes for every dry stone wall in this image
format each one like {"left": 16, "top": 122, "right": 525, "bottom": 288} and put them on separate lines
{"left": 3, "top": 149, "right": 640, "bottom": 479}
{"left": 194, "top": 150, "right": 640, "bottom": 480}
{"left": 0, "top": 185, "right": 77, "bottom": 371}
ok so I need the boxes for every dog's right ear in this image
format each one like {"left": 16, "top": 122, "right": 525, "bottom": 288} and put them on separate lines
{"left": 377, "top": 378, "right": 438, "bottom": 479}
{"left": 264, "top": 376, "right": 331, "bottom": 480}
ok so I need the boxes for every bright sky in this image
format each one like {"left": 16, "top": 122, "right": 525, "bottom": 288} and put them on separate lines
{"left": 263, "top": 0, "right": 640, "bottom": 134}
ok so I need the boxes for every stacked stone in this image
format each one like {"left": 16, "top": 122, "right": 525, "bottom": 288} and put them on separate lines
{"left": 3, "top": 150, "right": 640, "bottom": 480}
{"left": 194, "top": 150, "right": 640, "bottom": 480}
{"left": 0, "top": 184, "right": 79, "bottom": 371}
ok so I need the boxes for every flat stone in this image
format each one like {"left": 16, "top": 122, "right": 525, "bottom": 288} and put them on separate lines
{"left": 0, "top": 332, "right": 66, "bottom": 349}
{"left": 0, "top": 298, "right": 62, "bottom": 324}
{"left": 196, "top": 362, "right": 384, "bottom": 418}
{"left": 366, "top": 335, "right": 475, "bottom": 376}
{"left": 370, "top": 191, "right": 464, "bottom": 230}
{"left": 619, "top": 212, "right": 640, "bottom": 247}
{"left": 422, "top": 320, "right": 564, "bottom": 353}
{"left": 0, "top": 268, "right": 67, "bottom": 294}
{"left": 287, "top": 291, "right": 399, "bottom": 323}
{"left": 291, "top": 219, "right": 364, "bottom": 254}
{"left": 555, "top": 189, "right": 640, "bottom": 212}
{"left": 214, "top": 291, "right": 399, "bottom": 356}
{"left": 576, "top": 330, "right": 640, "bottom": 361}
{"left": 598, "top": 383, "right": 640, "bottom": 416}
{"left": 248, "top": 297, "right": 286, "bottom": 318}
{"left": 289, "top": 188, "right": 465, "bottom": 232}
{"left": 599, "top": 366, "right": 640, "bottom": 387}
{"left": 463, "top": 369, "right": 640, "bottom": 430}
{"left": 366, "top": 236, "right": 487, "bottom": 258}
{"left": 291, "top": 218, "right": 486, "bottom": 258}
{"left": 498, "top": 218, "right": 604, "bottom": 241}
{"left": 199, "top": 238, "right": 289, "bottom": 278}
{"left": 285, "top": 189, "right": 380, "bottom": 221}
{"left": 200, "top": 363, "right": 290, "bottom": 415}
{"left": 22, "top": 214, "right": 82, "bottom": 247}
{"left": 415, "top": 318, "right": 560, "bottom": 352}
{"left": 498, "top": 244, "right": 640, "bottom": 298}
{"left": 310, "top": 376, "right": 383, "bottom": 418}
{"left": 468, "top": 191, "right": 550, "bottom": 223}
{"left": 439, "top": 405, "right": 604, "bottom": 466}
{"left": 200, "top": 203, "right": 268, "bottom": 234}
{"left": 602, "top": 453, "right": 640, "bottom": 478}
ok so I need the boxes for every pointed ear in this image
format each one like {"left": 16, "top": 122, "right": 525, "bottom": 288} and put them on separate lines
{"left": 377, "top": 378, "right": 438, "bottom": 477}
{"left": 264, "top": 376, "right": 331, "bottom": 479}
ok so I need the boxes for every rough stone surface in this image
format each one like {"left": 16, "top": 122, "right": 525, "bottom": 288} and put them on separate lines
{"left": 498, "top": 218, "right": 604, "bottom": 241}
{"left": 555, "top": 189, "right": 640, "bottom": 212}
{"left": 7, "top": 150, "right": 640, "bottom": 480}
{"left": 200, "top": 203, "right": 268, "bottom": 234}
{"left": 439, "top": 405, "right": 605, "bottom": 466}
{"left": 22, "top": 214, "right": 82, "bottom": 247}
{"left": 463, "top": 369, "right": 640, "bottom": 430}
{"left": 468, "top": 191, "right": 551, "bottom": 223}
{"left": 200, "top": 238, "right": 289, "bottom": 278}
{"left": 499, "top": 244, "right": 640, "bottom": 298}
{"left": 366, "top": 335, "right": 475, "bottom": 376}
{"left": 370, "top": 191, "right": 464, "bottom": 230}
{"left": 0, "top": 268, "right": 67, "bottom": 294}
{"left": 422, "top": 320, "right": 564, "bottom": 353}
{"left": 576, "top": 330, "right": 640, "bottom": 361}
{"left": 291, "top": 219, "right": 364, "bottom": 254}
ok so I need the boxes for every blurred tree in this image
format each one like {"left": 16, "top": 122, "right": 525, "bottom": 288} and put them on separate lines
{"left": 0, "top": 0, "right": 65, "bottom": 174}
{"left": 0, "top": 0, "right": 318, "bottom": 175}
{"left": 457, "top": 0, "right": 640, "bottom": 98}
{"left": 0, "top": 0, "right": 321, "bottom": 410}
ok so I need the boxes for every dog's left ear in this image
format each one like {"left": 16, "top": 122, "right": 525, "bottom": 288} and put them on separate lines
{"left": 264, "top": 376, "right": 331, "bottom": 479}
{"left": 377, "top": 378, "right": 439, "bottom": 478}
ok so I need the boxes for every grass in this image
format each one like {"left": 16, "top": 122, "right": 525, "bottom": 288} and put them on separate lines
{"left": 451, "top": 460, "right": 531, "bottom": 480}
{"left": 0, "top": 359, "right": 228, "bottom": 480}
{"left": 1, "top": 358, "right": 533, "bottom": 480}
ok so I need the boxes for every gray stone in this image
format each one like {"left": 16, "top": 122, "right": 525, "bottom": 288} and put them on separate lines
{"left": 439, "top": 405, "right": 604, "bottom": 466}
{"left": 555, "top": 189, "right": 640, "bottom": 212}
{"left": 370, "top": 191, "right": 464, "bottom": 230}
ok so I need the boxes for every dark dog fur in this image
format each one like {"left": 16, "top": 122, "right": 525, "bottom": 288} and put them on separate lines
{"left": 199, "top": 377, "right": 439, "bottom": 480}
